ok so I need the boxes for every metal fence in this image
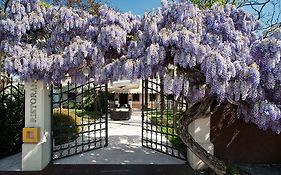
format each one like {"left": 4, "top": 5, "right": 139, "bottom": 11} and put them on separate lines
{"left": 142, "top": 78, "right": 187, "bottom": 161}
{"left": 51, "top": 81, "right": 108, "bottom": 160}
{"left": 0, "top": 75, "right": 24, "bottom": 159}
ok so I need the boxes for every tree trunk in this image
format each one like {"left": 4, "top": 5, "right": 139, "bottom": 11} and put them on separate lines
{"left": 178, "top": 97, "right": 227, "bottom": 175}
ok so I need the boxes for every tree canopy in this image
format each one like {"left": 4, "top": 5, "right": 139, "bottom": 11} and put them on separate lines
{"left": 1, "top": 0, "right": 280, "bottom": 134}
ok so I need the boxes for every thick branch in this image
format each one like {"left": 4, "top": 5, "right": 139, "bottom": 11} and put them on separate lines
{"left": 178, "top": 97, "right": 227, "bottom": 175}
{"left": 4, "top": 0, "right": 9, "bottom": 12}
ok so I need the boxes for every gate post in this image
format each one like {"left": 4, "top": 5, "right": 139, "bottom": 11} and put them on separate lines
{"left": 187, "top": 115, "right": 214, "bottom": 170}
{"left": 22, "top": 81, "right": 51, "bottom": 171}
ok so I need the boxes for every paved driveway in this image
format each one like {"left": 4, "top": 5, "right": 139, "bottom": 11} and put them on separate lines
{"left": 55, "top": 110, "right": 185, "bottom": 164}
{"left": 0, "top": 110, "right": 185, "bottom": 172}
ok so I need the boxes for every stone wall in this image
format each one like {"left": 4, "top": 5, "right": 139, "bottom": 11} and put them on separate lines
{"left": 211, "top": 103, "right": 281, "bottom": 164}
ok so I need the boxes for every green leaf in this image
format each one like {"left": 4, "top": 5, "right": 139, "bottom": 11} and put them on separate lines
{"left": 39, "top": 1, "right": 51, "bottom": 8}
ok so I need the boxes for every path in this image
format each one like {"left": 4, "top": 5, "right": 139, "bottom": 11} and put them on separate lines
{"left": 0, "top": 110, "right": 185, "bottom": 172}
{"left": 0, "top": 164, "right": 194, "bottom": 175}
{"left": 54, "top": 110, "right": 185, "bottom": 164}
{"left": 0, "top": 153, "right": 21, "bottom": 171}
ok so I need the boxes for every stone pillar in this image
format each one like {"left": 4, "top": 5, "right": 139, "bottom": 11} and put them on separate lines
{"left": 187, "top": 116, "right": 214, "bottom": 170}
{"left": 22, "top": 81, "right": 51, "bottom": 171}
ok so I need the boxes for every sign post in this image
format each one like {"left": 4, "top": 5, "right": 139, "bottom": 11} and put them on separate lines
{"left": 22, "top": 81, "right": 51, "bottom": 171}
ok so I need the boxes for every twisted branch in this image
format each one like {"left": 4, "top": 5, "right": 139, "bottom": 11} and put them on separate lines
{"left": 178, "top": 97, "right": 227, "bottom": 175}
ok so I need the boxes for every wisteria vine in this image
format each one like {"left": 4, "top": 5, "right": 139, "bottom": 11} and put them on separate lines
{"left": 0, "top": 0, "right": 280, "bottom": 133}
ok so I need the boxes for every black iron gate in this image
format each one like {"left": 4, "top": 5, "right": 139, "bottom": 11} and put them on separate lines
{"left": 142, "top": 78, "right": 187, "bottom": 160}
{"left": 51, "top": 80, "right": 108, "bottom": 160}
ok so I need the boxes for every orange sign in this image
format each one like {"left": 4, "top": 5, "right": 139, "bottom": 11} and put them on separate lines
{"left": 23, "top": 128, "right": 40, "bottom": 143}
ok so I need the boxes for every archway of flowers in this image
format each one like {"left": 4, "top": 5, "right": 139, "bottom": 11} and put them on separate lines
{"left": 0, "top": 0, "right": 281, "bottom": 174}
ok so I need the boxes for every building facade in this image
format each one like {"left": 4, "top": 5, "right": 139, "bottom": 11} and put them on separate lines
{"left": 107, "top": 79, "right": 161, "bottom": 110}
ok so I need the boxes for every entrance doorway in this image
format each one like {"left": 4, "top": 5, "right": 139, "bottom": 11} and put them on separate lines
{"left": 119, "top": 93, "right": 128, "bottom": 107}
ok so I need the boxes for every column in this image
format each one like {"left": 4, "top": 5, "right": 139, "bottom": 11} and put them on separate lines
{"left": 22, "top": 81, "right": 51, "bottom": 171}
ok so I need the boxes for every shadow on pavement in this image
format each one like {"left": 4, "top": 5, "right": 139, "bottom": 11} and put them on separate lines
{"left": 0, "top": 164, "right": 194, "bottom": 175}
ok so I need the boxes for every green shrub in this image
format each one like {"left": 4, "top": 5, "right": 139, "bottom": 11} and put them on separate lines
{"left": 0, "top": 92, "right": 24, "bottom": 159}
{"left": 83, "top": 91, "right": 108, "bottom": 115}
{"left": 151, "top": 116, "right": 169, "bottom": 126}
{"left": 53, "top": 108, "right": 81, "bottom": 145}
{"left": 149, "top": 113, "right": 187, "bottom": 159}
{"left": 226, "top": 166, "right": 241, "bottom": 175}
{"left": 70, "top": 109, "right": 101, "bottom": 120}
{"left": 62, "top": 101, "right": 82, "bottom": 109}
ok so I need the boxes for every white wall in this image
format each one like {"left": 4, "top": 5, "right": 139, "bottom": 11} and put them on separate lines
{"left": 22, "top": 81, "right": 51, "bottom": 171}
{"left": 187, "top": 116, "right": 214, "bottom": 170}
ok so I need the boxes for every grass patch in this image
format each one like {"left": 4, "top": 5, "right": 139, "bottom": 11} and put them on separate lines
{"left": 146, "top": 110, "right": 187, "bottom": 158}
{"left": 156, "top": 125, "right": 187, "bottom": 157}
{"left": 147, "top": 110, "right": 181, "bottom": 121}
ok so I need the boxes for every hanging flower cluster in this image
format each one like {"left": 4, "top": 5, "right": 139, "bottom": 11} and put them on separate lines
{"left": 0, "top": 0, "right": 280, "bottom": 133}
{"left": 244, "top": 28, "right": 281, "bottom": 133}
{"left": 0, "top": 0, "right": 141, "bottom": 83}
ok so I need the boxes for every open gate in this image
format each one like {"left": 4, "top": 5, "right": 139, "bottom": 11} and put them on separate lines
{"left": 51, "top": 81, "right": 108, "bottom": 160}
{"left": 142, "top": 79, "right": 187, "bottom": 160}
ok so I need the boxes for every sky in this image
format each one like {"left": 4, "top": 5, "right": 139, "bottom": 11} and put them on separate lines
{"left": 43, "top": 0, "right": 277, "bottom": 24}
{"left": 99, "top": 0, "right": 161, "bottom": 15}
{"left": 100, "top": 0, "right": 278, "bottom": 31}
{"left": 42, "top": 0, "right": 279, "bottom": 31}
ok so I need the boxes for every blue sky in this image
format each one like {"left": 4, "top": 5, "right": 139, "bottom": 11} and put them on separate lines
{"left": 99, "top": 0, "right": 161, "bottom": 15}
{"left": 101, "top": 0, "right": 278, "bottom": 30}
{"left": 102, "top": 0, "right": 272, "bottom": 17}
{"left": 43, "top": 0, "right": 278, "bottom": 30}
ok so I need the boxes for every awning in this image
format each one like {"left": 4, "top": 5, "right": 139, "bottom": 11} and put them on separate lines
{"left": 108, "top": 80, "right": 142, "bottom": 94}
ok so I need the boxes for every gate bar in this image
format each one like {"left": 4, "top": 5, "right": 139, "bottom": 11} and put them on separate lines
{"left": 105, "top": 83, "right": 108, "bottom": 147}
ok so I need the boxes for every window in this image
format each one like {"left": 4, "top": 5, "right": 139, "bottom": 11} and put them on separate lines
{"left": 108, "top": 93, "right": 115, "bottom": 101}
{"left": 167, "top": 94, "right": 174, "bottom": 100}
{"left": 133, "top": 94, "right": 139, "bottom": 101}
{"left": 150, "top": 94, "right": 156, "bottom": 101}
